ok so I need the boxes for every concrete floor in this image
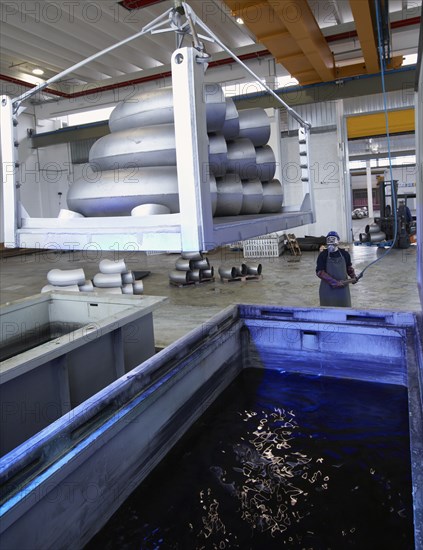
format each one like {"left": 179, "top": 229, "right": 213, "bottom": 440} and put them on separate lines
{"left": 1, "top": 235, "right": 420, "bottom": 348}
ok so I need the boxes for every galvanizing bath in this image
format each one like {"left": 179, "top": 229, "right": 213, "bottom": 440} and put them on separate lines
{"left": 88, "top": 369, "right": 413, "bottom": 549}
{"left": 1, "top": 305, "right": 421, "bottom": 549}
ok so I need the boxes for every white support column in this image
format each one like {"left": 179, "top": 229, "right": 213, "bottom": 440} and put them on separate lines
{"left": 1, "top": 96, "right": 18, "bottom": 247}
{"left": 337, "top": 99, "right": 352, "bottom": 242}
{"left": 366, "top": 160, "right": 374, "bottom": 218}
{"left": 171, "top": 47, "right": 213, "bottom": 252}
{"left": 265, "top": 108, "right": 282, "bottom": 183}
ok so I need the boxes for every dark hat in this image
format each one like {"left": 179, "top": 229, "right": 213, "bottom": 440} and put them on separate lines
{"left": 326, "top": 231, "right": 340, "bottom": 240}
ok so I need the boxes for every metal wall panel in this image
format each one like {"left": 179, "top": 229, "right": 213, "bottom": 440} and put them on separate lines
{"left": 70, "top": 138, "right": 97, "bottom": 164}
{"left": 285, "top": 101, "right": 338, "bottom": 131}
{"left": 344, "top": 90, "right": 415, "bottom": 115}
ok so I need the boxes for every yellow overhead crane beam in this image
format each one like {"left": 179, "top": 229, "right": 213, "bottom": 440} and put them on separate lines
{"left": 336, "top": 55, "right": 403, "bottom": 79}
{"left": 223, "top": 0, "right": 403, "bottom": 85}
{"left": 346, "top": 109, "right": 415, "bottom": 139}
{"left": 224, "top": 0, "right": 335, "bottom": 85}
{"left": 349, "top": 0, "right": 380, "bottom": 74}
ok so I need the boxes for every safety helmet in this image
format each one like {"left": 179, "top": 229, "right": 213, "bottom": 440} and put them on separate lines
{"left": 326, "top": 231, "right": 340, "bottom": 244}
{"left": 326, "top": 231, "right": 340, "bottom": 241}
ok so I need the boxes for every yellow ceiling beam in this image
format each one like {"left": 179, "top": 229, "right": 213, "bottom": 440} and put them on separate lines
{"left": 224, "top": 0, "right": 402, "bottom": 86}
{"left": 259, "top": 30, "right": 291, "bottom": 42}
{"left": 272, "top": 0, "right": 335, "bottom": 82}
{"left": 224, "top": 0, "right": 335, "bottom": 84}
{"left": 347, "top": 109, "right": 415, "bottom": 139}
{"left": 336, "top": 55, "right": 404, "bottom": 78}
{"left": 348, "top": 0, "right": 380, "bottom": 73}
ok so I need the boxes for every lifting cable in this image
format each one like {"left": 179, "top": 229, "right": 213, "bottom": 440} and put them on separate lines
{"left": 356, "top": 0, "right": 398, "bottom": 280}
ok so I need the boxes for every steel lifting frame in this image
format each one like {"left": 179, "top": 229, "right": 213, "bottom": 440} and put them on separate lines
{"left": 0, "top": 2, "right": 315, "bottom": 252}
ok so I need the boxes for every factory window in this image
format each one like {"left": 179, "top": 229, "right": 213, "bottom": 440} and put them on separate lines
{"left": 52, "top": 106, "right": 114, "bottom": 128}
{"left": 67, "top": 107, "right": 114, "bottom": 125}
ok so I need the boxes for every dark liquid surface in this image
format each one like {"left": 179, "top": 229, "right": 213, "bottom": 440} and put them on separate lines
{"left": 87, "top": 369, "right": 414, "bottom": 550}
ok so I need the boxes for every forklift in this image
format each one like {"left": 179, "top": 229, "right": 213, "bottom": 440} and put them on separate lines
{"left": 359, "top": 178, "right": 413, "bottom": 247}
{"left": 373, "top": 179, "right": 412, "bottom": 248}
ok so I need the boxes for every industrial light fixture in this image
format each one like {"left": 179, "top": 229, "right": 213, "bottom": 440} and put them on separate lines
{"left": 32, "top": 68, "right": 44, "bottom": 75}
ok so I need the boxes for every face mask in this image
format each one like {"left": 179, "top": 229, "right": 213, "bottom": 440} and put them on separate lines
{"left": 326, "top": 236, "right": 339, "bottom": 253}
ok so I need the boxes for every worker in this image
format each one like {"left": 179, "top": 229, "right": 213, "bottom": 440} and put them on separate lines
{"left": 316, "top": 231, "right": 358, "bottom": 307}
{"left": 398, "top": 200, "right": 412, "bottom": 233}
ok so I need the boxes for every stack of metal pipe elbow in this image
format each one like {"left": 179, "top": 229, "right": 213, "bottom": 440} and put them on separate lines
{"left": 215, "top": 106, "right": 283, "bottom": 216}
{"left": 42, "top": 268, "right": 86, "bottom": 293}
{"left": 93, "top": 258, "right": 144, "bottom": 294}
{"left": 42, "top": 259, "right": 144, "bottom": 295}
{"left": 169, "top": 251, "right": 214, "bottom": 285}
{"left": 66, "top": 85, "right": 283, "bottom": 219}
{"left": 67, "top": 84, "right": 225, "bottom": 217}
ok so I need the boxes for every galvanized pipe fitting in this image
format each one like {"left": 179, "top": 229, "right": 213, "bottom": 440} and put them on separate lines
{"left": 226, "top": 138, "right": 256, "bottom": 180}
{"left": 108, "top": 84, "right": 226, "bottom": 133}
{"left": 238, "top": 108, "right": 271, "bottom": 146}
{"left": 122, "top": 284, "right": 134, "bottom": 294}
{"left": 261, "top": 179, "right": 284, "bottom": 213}
{"left": 132, "top": 280, "right": 144, "bottom": 294}
{"left": 67, "top": 166, "right": 180, "bottom": 217}
{"left": 241, "top": 179, "right": 263, "bottom": 214}
{"left": 245, "top": 264, "right": 262, "bottom": 276}
{"left": 188, "top": 269, "right": 202, "bottom": 282}
{"left": 169, "top": 270, "right": 190, "bottom": 284}
{"left": 175, "top": 257, "right": 194, "bottom": 271}
{"left": 201, "top": 267, "right": 214, "bottom": 278}
{"left": 255, "top": 145, "right": 276, "bottom": 182}
{"left": 210, "top": 175, "right": 217, "bottom": 216}
{"left": 222, "top": 97, "right": 239, "bottom": 140}
{"left": 99, "top": 258, "right": 127, "bottom": 274}
{"left": 47, "top": 268, "right": 86, "bottom": 286}
{"left": 234, "top": 264, "right": 248, "bottom": 277}
{"left": 121, "top": 271, "right": 135, "bottom": 284}
{"left": 131, "top": 204, "right": 171, "bottom": 216}
{"left": 208, "top": 133, "right": 227, "bottom": 177}
{"left": 89, "top": 124, "right": 177, "bottom": 171}
{"left": 191, "top": 258, "right": 210, "bottom": 270}
{"left": 78, "top": 280, "right": 94, "bottom": 292}
{"left": 214, "top": 173, "right": 243, "bottom": 216}
{"left": 92, "top": 287, "right": 123, "bottom": 294}
{"left": 218, "top": 266, "right": 237, "bottom": 279}
{"left": 181, "top": 251, "right": 203, "bottom": 260}
{"left": 93, "top": 273, "right": 123, "bottom": 288}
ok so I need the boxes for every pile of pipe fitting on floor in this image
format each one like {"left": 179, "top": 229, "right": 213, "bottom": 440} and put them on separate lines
{"left": 66, "top": 84, "right": 283, "bottom": 218}
{"left": 218, "top": 263, "right": 262, "bottom": 280}
{"left": 169, "top": 252, "right": 214, "bottom": 285}
{"left": 358, "top": 222, "right": 387, "bottom": 244}
{"left": 168, "top": 253, "right": 263, "bottom": 285}
{"left": 41, "top": 259, "right": 144, "bottom": 295}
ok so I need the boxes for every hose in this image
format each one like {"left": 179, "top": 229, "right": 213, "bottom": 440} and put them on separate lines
{"left": 356, "top": 0, "right": 398, "bottom": 282}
